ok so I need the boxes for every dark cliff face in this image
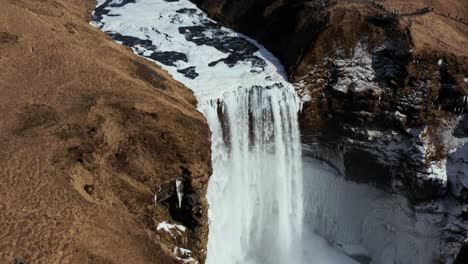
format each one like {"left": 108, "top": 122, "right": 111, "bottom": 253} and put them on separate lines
{"left": 191, "top": 0, "right": 329, "bottom": 74}
{"left": 191, "top": 0, "right": 467, "bottom": 261}
{"left": 191, "top": 0, "right": 468, "bottom": 201}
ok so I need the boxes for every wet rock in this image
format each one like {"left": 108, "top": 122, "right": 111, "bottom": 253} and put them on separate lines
{"left": 107, "top": 32, "right": 155, "bottom": 50}
{"left": 454, "top": 242, "right": 468, "bottom": 264}
{"left": 343, "top": 147, "right": 392, "bottom": 189}
{"left": 149, "top": 51, "right": 188, "bottom": 66}
{"left": 14, "top": 258, "right": 27, "bottom": 264}
{"left": 177, "top": 66, "right": 199, "bottom": 79}
{"left": 371, "top": 39, "right": 409, "bottom": 86}
{"left": 461, "top": 206, "right": 468, "bottom": 220}
{"left": 454, "top": 115, "right": 468, "bottom": 138}
{"left": 447, "top": 143, "right": 468, "bottom": 201}
{"left": 155, "top": 170, "right": 204, "bottom": 230}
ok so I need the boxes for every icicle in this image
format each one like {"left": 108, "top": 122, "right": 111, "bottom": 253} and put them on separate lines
{"left": 176, "top": 178, "right": 184, "bottom": 209}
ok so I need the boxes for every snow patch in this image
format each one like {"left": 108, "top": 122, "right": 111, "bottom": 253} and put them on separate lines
{"left": 173, "top": 247, "right": 198, "bottom": 264}
{"left": 157, "top": 221, "right": 186, "bottom": 238}
{"left": 294, "top": 79, "right": 312, "bottom": 106}
{"left": 366, "top": 130, "right": 383, "bottom": 141}
{"left": 416, "top": 127, "right": 447, "bottom": 182}
{"left": 331, "top": 41, "right": 381, "bottom": 93}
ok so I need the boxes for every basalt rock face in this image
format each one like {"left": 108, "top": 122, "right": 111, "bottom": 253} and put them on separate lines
{"left": 191, "top": 0, "right": 330, "bottom": 74}
{"left": 0, "top": 0, "right": 211, "bottom": 263}
{"left": 192, "top": 0, "right": 468, "bottom": 201}
{"left": 192, "top": 0, "right": 467, "bottom": 262}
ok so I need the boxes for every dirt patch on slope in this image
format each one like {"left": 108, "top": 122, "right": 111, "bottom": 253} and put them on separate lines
{"left": 0, "top": 32, "right": 18, "bottom": 45}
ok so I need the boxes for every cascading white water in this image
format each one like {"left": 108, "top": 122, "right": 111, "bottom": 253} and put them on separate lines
{"left": 91, "top": 1, "right": 352, "bottom": 263}
{"left": 200, "top": 85, "right": 304, "bottom": 263}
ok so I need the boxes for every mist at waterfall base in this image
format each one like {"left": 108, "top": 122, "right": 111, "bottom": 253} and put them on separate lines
{"left": 201, "top": 86, "right": 305, "bottom": 263}
{"left": 89, "top": 0, "right": 424, "bottom": 263}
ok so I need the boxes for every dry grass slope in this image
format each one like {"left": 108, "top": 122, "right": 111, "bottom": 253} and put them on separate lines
{"left": 0, "top": 0, "right": 211, "bottom": 263}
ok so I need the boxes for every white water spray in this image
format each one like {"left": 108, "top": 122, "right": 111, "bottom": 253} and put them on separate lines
{"left": 201, "top": 86, "right": 304, "bottom": 264}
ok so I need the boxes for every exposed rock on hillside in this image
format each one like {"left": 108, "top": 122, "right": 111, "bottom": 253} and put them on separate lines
{"left": 0, "top": 0, "right": 211, "bottom": 263}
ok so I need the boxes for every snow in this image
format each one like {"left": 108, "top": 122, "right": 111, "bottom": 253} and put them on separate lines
{"left": 427, "top": 159, "right": 447, "bottom": 181}
{"left": 394, "top": 111, "right": 406, "bottom": 121}
{"left": 339, "top": 243, "right": 370, "bottom": 258}
{"left": 294, "top": 40, "right": 381, "bottom": 97}
{"left": 157, "top": 221, "right": 186, "bottom": 238}
{"left": 293, "top": 79, "right": 312, "bottom": 105}
{"left": 173, "top": 247, "right": 198, "bottom": 264}
{"left": 415, "top": 127, "right": 448, "bottom": 182}
{"left": 92, "top": 0, "right": 295, "bottom": 102}
{"left": 367, "top": 130, "right": 383, "bottom": 141}
{"left": 331, "top": 41, "right": 381, "bottom": 93}
{"left": 302, "top": 157, "right": 442, "bottom": 264}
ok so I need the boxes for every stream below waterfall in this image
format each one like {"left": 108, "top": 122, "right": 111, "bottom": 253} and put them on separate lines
{"left": 92, "top": 1, "right": 442, "bottom": 263}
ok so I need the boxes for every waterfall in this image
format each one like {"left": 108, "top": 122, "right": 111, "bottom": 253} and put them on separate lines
{"left": 91, "top": 0, "right": 305, "bottom": 263}
{"left": 201, "top": 85, "right": 304, "bottom": 264}
{"left": 92, "top": 2, "right": 450, "bottom": 262}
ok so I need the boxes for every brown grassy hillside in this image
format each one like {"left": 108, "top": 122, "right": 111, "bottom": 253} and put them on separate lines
{"left": 0, "top": 0, "right": 211, "bottom": 263}
{"left": 380, "top": 0, "right": 468, "bottom": 59}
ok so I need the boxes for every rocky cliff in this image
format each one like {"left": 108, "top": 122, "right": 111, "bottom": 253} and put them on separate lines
{"left": 192, "top": 0, "right": 467, "bottom": 199}
{"left": 0, "top": 0, "right": 211, "bottom": 263}
{"left": 191, "top": 0, "right": 468, "bottom": 262}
